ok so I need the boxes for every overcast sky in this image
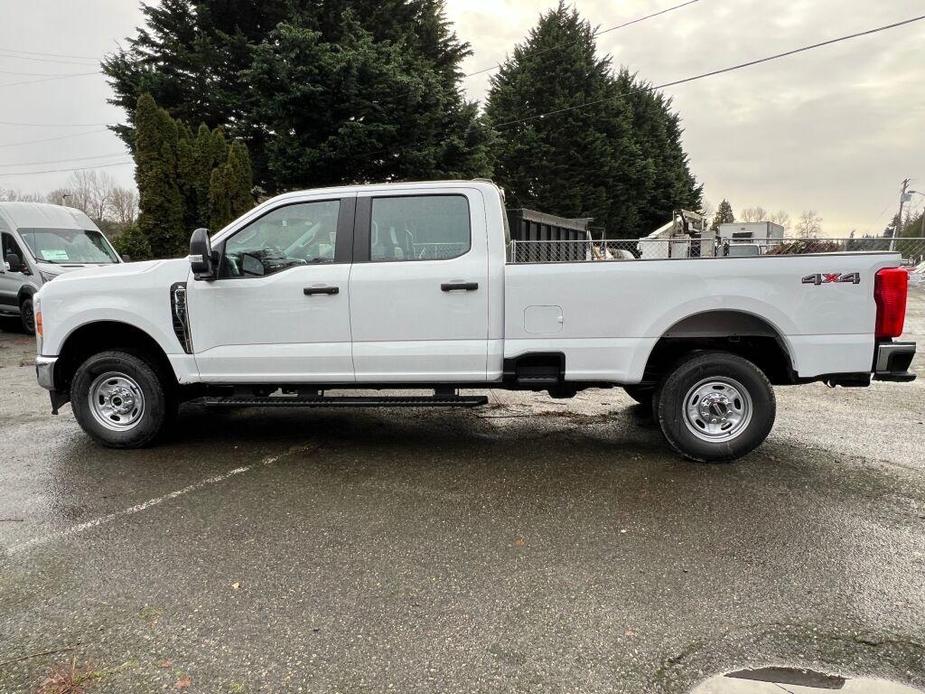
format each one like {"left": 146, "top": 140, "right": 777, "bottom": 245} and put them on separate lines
{"left": 1, "top": 0, "right": 923, "bottom": 235}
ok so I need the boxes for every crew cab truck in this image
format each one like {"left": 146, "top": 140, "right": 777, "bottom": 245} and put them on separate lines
{"left": 33, "top": 181, "right": 916, "bottom": 462}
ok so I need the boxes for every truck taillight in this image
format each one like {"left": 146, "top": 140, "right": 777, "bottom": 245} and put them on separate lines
{"left": 35, "top": 311, "right": 43, "bottom": 337}
{"left": 874, "top": 267, "right": 908, "bottom": 340}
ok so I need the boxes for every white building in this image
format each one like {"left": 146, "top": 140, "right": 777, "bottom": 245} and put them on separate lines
{"left": 717, "top": 221, "right": 785, "bottom": 244}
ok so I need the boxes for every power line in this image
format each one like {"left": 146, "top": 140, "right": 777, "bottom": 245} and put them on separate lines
{"left": 0, "top": 51, "right": 98, "bottom": 67}
{"left": 465, "top": 0, "right": 702, "bottom": 77}
{"left": 0, "top": 71, "right": 99, "bottom": 88}
{"left": 0, "top": 68, "right": 93, "bottom": 77}
{"left": 0, "top": 128, "right": 110, "bottom": 149}
{"left": 0, "top": 160, "right": 132, "bottom": 177}
{"left": 0, "top": 47, "right": 99, "bottom": 61}
{"left": 491, "top": 13, "right": 925, "bottom": 129}
{"left": 0, "top": 119, "right": 110, "bottom": 128}
{"left": 0, "top": 151, "right": 129, "bottom": 168}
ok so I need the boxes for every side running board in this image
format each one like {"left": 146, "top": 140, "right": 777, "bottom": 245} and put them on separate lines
{"left": 200, "top": 394, "right": 488, "bottom": 408}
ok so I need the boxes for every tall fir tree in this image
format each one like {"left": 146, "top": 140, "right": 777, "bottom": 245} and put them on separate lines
{"left": 102, "top": 0, "right": 490, "bottom": 191}
{"left": 133, "top": 94, "right": 254, "bottom": 257}
{"left": 484, "top": 2, "right": 701, "bottom": 238}
{"left": 134, "top": 93, "right": 185, "bottom": 258}
{"left": 208, "top": 140, "right": 255, "bottom": 230}
{"left": 208, "top": 165, "right": 233, "bottom": 231}
{"left": 226, "top": 141, "right": 254, "bottom": 219}
{"left": 711, "top": 199, "right": 735, "bottom": 231}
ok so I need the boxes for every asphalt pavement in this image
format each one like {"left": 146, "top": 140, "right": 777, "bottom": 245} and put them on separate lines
{"left": 1, "top": 290, "right": 923, "bottom": 693}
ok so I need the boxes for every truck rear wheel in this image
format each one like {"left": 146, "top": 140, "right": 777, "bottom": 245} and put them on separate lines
{"left": 655, "top": 351, "right": 775, "bottom": 463}
{"left": 71, "top": 350, "right": 175, "bottom": 449}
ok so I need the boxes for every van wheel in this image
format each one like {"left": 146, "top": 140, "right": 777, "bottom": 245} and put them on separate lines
{"left": 71, "top": 350, "right": 175, "bottom": 449}
{"left": 655, "top": 351, "right": 775, "bottom": 463}
{"left": 20, "top": 297, "right": 35, "bottom": 335}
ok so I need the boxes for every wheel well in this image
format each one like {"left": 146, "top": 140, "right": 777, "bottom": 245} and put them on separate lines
{"left": 643, "top": 311, "right": 795, "bottom": 386}
{"left": 55, "top": 321, "right": 176, "bottom": 393}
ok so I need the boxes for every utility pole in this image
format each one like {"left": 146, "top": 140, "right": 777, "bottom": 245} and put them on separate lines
{"left": 891, "top": 178, "right": 910, "bottom": 251}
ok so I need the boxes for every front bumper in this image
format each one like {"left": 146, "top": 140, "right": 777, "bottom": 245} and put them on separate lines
{"left": 35, "top": 355, "right": 57, "bottom": 390}
{"left": 873, "top": 341, "right": 916, "bottom": 382}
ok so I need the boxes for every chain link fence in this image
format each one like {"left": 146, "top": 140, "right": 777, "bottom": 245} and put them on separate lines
{"left": 510, "top": 237, "right": 925, "bottom": 265}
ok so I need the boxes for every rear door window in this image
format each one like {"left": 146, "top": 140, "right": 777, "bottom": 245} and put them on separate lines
{"left": 370, "top": 195, "right": 470, "bottom": 262}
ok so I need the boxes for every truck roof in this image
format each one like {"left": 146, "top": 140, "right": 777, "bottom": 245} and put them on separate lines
{"left": 0, "top": 202, "right": 98, "bottom": 232}
{"left": 268, "top": 179, "right": 502, "bottom": 201}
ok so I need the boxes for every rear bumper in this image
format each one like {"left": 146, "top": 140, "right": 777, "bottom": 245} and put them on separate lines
{"left": 873, "top": 341, "right": 916, "bottom": 382}
{"left": 35, "top": 355, "right": 57, "bottom": 390}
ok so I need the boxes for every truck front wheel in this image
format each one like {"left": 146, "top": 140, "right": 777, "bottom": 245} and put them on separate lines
{"left": 71, "top": 350, "right": 175, "bottom": 449}
{"left": 655, "top": 351, "right": 775, "bottom": 463}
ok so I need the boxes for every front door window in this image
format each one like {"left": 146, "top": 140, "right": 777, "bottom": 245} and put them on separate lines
{"left": 220, "top": 200, "right": 341, "bottom": 278}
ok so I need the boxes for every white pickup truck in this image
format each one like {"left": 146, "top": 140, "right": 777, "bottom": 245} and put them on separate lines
{"left": 33, "top": 180, "right": 915, "bottom": 462}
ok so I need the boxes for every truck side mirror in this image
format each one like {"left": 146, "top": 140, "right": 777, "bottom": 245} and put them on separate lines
{"left": 189, "top": 228, "right": 215, "bottom": 280}
{"left": 5, "top": 252, "right": 24, "bottom": 273}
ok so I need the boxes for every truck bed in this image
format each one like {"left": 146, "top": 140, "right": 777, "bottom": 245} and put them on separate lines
{"left": 503, "top": 250, "right": 902, "bottom": 383}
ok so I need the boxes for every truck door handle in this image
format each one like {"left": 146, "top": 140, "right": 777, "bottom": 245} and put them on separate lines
{"left": 441, "top": 282, "right": 478, "bottom": 292}
{"left": 304, "top": 286, "right": 339, "bottom": 296}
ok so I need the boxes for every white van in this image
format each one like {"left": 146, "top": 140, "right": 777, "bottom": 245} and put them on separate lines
{"left": 0, "top": 202, "right": 122, "bottom": 334}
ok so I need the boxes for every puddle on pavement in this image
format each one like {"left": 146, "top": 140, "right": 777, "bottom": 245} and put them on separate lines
{"left": 691, "top": 667, "right": 924, "bottom": 693}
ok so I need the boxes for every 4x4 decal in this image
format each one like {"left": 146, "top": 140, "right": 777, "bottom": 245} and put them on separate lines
{"left": 802, "top": 272, "right": 861, "bottom": 286}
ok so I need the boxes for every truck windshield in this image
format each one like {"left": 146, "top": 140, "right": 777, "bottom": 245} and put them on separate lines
{"left": 18, "top": 228, "right": 119, "bottom": 264}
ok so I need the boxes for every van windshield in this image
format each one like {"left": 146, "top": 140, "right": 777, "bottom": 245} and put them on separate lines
{"left": 18, "top": 228, "right": 119, "bottom": 264}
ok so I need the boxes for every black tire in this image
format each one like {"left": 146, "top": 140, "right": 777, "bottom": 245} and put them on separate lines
{"left": 71, "top": 350, "right": 175, "bottom": 449}
{"left": 20, "top": 296, "right": 35, "bottom": 335}
{"left": 623, "top": 385, "right": 655, "bottom": 408}
{"left": 655, "top": 351, "right": 775, "bottom": 463}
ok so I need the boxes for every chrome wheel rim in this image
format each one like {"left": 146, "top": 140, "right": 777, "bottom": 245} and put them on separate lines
{"left": 88, "top": 371, "right": 146, "bottom": 431}
{"left": 683, "top": 377, "right": 752, "bottom": 443}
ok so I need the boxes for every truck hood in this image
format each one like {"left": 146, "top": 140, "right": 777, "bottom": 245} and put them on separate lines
{"left": 37, "top": 258, "right": 191, "bottom": 300}
{"left": 35, "top": 261, "right": 119, "bottom": 280}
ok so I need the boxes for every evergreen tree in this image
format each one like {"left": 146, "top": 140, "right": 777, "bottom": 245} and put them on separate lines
{"left": 616, "top": 69, "right": 701, "bottom": 234}
{"left": 134, "top": 94, "right": 185, "bottom": 258}
{"left": 103, "top": 0, "right": 490, "bottom": 190}
{"left": 113, "top": 223, "right": 153, "bottom": 260}
{"left": 133, "top": 94, "right": 254, "bottom": 256}
{"left": 191, "top": 124, "right": 219, "bottom": 225}
{"left": 711, "top": 199, "right": 734, "bottom": 231}
{"left": 484, "top": 2, "right": 700, "bottom": 238}
{"left": 208, "top": 165, "right": 233, "bottom": 231}
{"left": 226, "top": 141, "right": 254, "bottom": 219}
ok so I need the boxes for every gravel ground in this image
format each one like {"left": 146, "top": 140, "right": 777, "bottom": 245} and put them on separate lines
{"left": 0, "top": 290, "right": 923, "bottom": 694}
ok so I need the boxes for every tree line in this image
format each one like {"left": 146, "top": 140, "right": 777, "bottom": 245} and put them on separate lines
{"left": 116, "top": 94, "right": 255, "bottom": 259}
{"left": 96, "top": 0, "right": 701, "bottom": 256}
{"left": 707, "top": 198, "right": 823, "bottom": 238}
{"left": 1, "top": 172, "right": 138, "bottom": 237}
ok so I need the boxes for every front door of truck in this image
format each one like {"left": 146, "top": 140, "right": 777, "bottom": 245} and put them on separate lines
{"left": 348, "top": 189, "right": 489, "bottom": 381}
{"left": 186, "top": 196, "right": 356, "bottom": 383}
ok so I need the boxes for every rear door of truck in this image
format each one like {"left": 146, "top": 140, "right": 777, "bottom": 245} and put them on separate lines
{"left": 348, "top": 187, "right": 490, "bottom": 382}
